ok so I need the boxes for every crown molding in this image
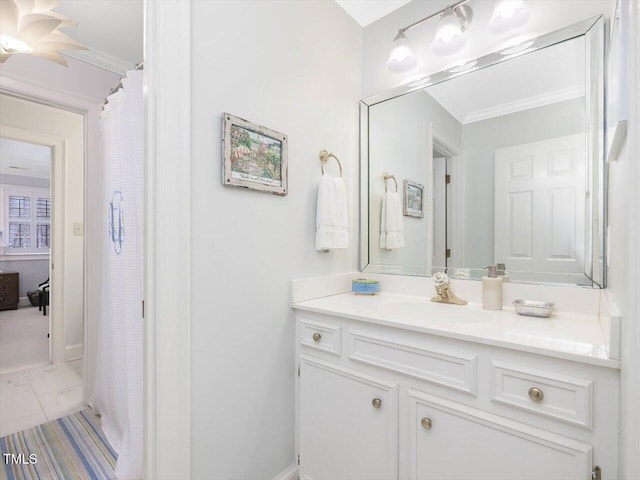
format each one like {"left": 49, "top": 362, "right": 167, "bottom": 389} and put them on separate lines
{"left": 0, "top": 71, "right": 102, "bottom": 108}
{"left": 63, "top": 48, "right": 136, "bottom": 75}
{"left": 462, "top": 86, "right": 586, "bottom": 124}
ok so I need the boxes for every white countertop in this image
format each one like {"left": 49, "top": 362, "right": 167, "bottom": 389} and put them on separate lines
{"left": 292, "top": 292, "right": 619, "bottom": 369}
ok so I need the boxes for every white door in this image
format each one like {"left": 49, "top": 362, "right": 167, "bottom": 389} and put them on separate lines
{"left": 299, "top": 357, "right": 398, "bottom": 480}
{"left": 432, "top": 157, "right": 447, "bottom": 269}
{"left": 494, "top": 134, "right": 585, "bottom": 275}
{"left": 409, "top": 391, "right": 592, "bottom": 480}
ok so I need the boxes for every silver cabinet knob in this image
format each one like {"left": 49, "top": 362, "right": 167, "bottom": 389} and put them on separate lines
{"left": 528, "top": 387, "right": 544, "bottom": 402}
{"left": 312, "top": 332, "right": 322, "bottom": 342}
{"left": 421, "top": 417, "right": 432, "bottom": 430}
{"left": 372, "top": 398, "right": 382, "bottom": 409}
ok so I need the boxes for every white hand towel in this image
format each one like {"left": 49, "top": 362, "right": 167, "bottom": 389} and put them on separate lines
{"left": 380, "top": 191, "right": 404, "bottom": 249}
{"left": 316, "top": 174, "right": 349, "bottom": 249}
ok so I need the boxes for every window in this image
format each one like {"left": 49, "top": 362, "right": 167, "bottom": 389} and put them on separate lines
{"left": 1, "top": 186, "right": 50, "bottom": 254}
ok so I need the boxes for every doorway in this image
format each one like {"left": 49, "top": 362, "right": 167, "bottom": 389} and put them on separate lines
{"left": 0, "top": 96, "right": 85, "bottom": 437}
{"left": 0, "top": 137, "right": 51, "bottom": 372}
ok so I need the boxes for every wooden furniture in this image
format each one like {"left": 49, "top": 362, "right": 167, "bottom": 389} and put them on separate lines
{"left": 0, "top": 272, "right": 19, "bottom": 310}
{"left": 294, "top": 308, "right": 619, "bottom": 480}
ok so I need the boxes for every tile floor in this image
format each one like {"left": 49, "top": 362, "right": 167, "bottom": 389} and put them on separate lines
{"left": 0, "top": 361, "right": 84, "bottom": 437}
{"left": 0, "top": 305, "right": 50, "bottom": 374}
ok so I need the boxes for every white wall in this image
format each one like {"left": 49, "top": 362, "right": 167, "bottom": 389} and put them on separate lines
{"left": 189, "top": 1, "right": 361, "bottom": 478}
{"left": 0, "top": 94, "right": 85, "bottom": 352}
{"left": 362, "top": 0, "right": 613, "bottom": 97}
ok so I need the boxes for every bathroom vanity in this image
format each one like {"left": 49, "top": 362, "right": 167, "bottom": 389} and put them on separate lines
{"left": 293, "top": 292, "right": 618, "bottom": 480}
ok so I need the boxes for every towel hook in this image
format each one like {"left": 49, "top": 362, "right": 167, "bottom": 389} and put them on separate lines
{"left": 383, "top": 172, "right": 398, "bottom": 193}
{"left": 319, "top": 150, "right": 343, "bottom": 177}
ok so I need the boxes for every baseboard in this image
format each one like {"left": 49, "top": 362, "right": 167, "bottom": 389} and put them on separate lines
{"left": 18, "top": 296, "right": 30, "bottom": 307}
{"left": 65, "top": 343, "right": 84, "bottom": 361}
{"left": 272, "top": 464, "right": 298, "bottom": 480}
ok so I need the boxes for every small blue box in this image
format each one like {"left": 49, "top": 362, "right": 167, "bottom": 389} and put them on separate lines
{"left": 352, "top": 279, "right": 380, "bottom": 295}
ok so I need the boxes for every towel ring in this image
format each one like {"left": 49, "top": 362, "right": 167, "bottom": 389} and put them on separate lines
{"left": 383, "top": 173, "right": 398, "bottom": 193}
{"left": 319, "top": 149, "right": 343, "bottom": 177}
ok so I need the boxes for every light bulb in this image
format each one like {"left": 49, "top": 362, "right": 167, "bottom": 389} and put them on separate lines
{"left": 386, "top": 34, "right": 417, "bottom": 74}
{"left": 431, "top": 9, "right": 466, "bottom": 56}
{"left": 488, "top": 0, "right": 531, "bottom": 35}
{"left": 0, "top": 35, "right": 32, "bottom": 54}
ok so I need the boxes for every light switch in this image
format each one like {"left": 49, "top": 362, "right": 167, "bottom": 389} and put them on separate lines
{"left": 73, "top": 222, "right": 84, "bottom": 236}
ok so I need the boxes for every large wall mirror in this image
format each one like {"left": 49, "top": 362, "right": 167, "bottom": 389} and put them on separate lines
{"left": 360, "top": 17, "right": 605, "bottom": 287}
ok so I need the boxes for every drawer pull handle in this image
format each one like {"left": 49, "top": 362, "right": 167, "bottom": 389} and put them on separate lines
{"left": 372, "top": 398, "right": 382, "bottom": 409}
{"left": 528, "top": 387, "right": 544, "bottom": 402}
{"left": 312, "top": 332, "right": 322, "bottom": 342}
{"left": 421, "top": 417, "right": 432, "bottom": 430}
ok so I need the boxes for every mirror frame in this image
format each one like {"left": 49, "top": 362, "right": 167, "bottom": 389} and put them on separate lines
{"left": 359, "top": 16, "right": 606, "bottom": 287}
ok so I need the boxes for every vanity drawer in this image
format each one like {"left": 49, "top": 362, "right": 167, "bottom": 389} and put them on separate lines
{"left": 299, "top": 318, "right": 342, "bottom": 356}
{"left": 491, "top": 361, "right": 593, "bottom": 429}
{"left": 348, "top": 331, "right": 477, "bottom": 395}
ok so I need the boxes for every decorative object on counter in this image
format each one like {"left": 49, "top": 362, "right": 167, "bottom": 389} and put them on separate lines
{"left": 482, "top": 265, "right": 503, "bottom": 310}
{"left": 496, "top": 263, "right": 510, "bottom": 283}
{"left": 380, "top": 173, "right": 404, "bottom": 250}
{"left": 222, "top": 113, "right": 288, "bottom": 195}
{"left": 403, "top": 179, "right": 424, "bottom": 218}
{"left": 430, "top": 271, "right": 467, "bottom": 305}
{"left": 352, "top": 279, "right": 380, "bottom": 295}
{"left": 316, "top": 150, "right": 348, "bottom": 250}
{"left": 513, "top": 299, "right": 554, "bottom": 318}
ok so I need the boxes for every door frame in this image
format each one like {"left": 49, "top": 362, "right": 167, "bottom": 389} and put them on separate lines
{"left": 432, "top": 126, "right": 462, "bottom": 268}
{"left": 144, "top": 1, "right": 192, "bottom": 478}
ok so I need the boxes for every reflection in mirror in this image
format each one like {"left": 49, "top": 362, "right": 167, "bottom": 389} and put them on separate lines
{"left": 362, "top": 18, "right": 605, "bottom": 287}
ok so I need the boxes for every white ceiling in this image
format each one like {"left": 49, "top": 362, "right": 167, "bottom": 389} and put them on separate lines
{"left": 427, "top": 36, "right": 586, "bottom": 124}
{"left": 335, "top": 0, "right": 413, "bottom": 26}
{"left": 54, "top": 0, "right": 143, "bottom": 72}
{"left": 0, "top": 138, "right": 51, "bottom": 180}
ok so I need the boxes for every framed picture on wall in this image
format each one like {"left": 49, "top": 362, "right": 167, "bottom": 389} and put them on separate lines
{"left": 403, "top": 179, "right": 424, "bottom": 218}
{"left": 222, "top": 113, "right": 288, "bottom": 195}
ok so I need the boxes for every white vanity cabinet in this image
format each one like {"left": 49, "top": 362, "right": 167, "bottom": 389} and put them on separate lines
{"left": 294, "top": 309, "right": 618, "bottom": 480}
{"left": 408, "top": 389, "right": 591, "bottom": 480}
{"left": 299, "top": 356, "right": 398, "bottom": 480}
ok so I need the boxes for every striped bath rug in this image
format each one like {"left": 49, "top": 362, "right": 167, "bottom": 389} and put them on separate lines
{"left": 0, "top": 409, "right": 116, "bottom": 480}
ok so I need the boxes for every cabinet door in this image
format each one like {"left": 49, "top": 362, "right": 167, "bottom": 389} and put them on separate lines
{"left": 409, "top": 390, "right": 592, "bottom": 480}
{"left": 299, "top": 356, "right": 398, "bottom": 480}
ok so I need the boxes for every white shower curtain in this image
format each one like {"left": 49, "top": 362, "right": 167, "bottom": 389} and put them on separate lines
{"left": 92, "top": 69, "right": 144, "bottom": 480}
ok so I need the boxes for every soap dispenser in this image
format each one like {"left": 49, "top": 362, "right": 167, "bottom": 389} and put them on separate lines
{"left": 483, "top": 265, "right": 503, "bottom": 310}
{"left": 497, "top": 263, "right": 510, "bottom": 283}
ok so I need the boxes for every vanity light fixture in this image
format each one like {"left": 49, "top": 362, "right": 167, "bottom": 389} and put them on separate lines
{"left": 487, "top": 0, "right": 531, "bottom": 35}
{"left": 385, "top": 0, "right": 532, "bottom": 74}
{"left": 0, "top": 0, "right": 87, "bottom": 66}
{"left": 385, "top": 32, "right": 418, "bottom": 73}
{"left": 385, "top": 0, "right": 473, "bottom": 73}
{"left": 430, "top": 5, "right": 472, "bottom": 56}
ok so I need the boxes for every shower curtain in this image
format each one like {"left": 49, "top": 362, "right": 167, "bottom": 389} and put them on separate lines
{"left": 92, "top": 69, "right": 144, "bottom": 480}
